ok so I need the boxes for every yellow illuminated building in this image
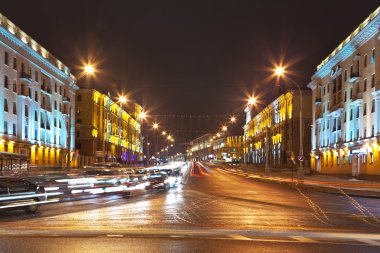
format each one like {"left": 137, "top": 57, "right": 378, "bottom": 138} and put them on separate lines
{"left": 243, "top": 90, "right": 312, "bottom": 169}
{"left": 75, "top": 89, "right": 143, "bottom": 165}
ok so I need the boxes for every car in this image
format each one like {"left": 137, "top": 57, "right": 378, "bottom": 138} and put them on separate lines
{"left": 145, "top": 173, "right": 170, "bottom": 191}
{"left": 81, "top": 169, "right": 130, "bottom": 186}
{"left": 0, "top": 177, "right": 47, "bottom": 213}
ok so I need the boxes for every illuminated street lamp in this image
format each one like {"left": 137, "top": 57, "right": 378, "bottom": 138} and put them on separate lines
{"left": 222, "top": 126, "right": 227, "bottom": 132}
{"left": 162, "top": 131, "right": 166, "bottom": 136}
{"left": 248, "top": 97, "right": 256, "bottom": 106}
{"left": 118, "top": 95, "right": 127, "bottom": 104}
{"left": 153, "top": 123, "right": 159, "bottom": 129}
{"left": 230, "top": 116, "right": 236, "bottom": 123}
{"left": 216, "top": 133, "right": 221, "bottom": 138}
{"left": 275, "top": 65, "right": 304, "bottom": 179}
{"left": 139, "top": 111, "right": 147, "bottom": 121}
{"left": 84, "top": 64, "right": 95, "bottom": 75}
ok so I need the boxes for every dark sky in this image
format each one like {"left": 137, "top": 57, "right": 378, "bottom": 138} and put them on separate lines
{"left": 1, "top": 0, "right": 379, "bottom": 152}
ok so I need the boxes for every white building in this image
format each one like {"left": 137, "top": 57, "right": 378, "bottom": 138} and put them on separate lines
{"left": 308, "top": 7, "right": 380, "bottom": 176}
{"left": 0, "top": 13, "right": 78, "bottom": 168}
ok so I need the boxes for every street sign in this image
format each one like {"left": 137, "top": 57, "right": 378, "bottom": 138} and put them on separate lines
{"left": 298, "top": 155, "right": 305, "bottom": 162}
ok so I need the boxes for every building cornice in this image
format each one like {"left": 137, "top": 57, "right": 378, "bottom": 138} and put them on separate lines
{"left": 0, "top": 16, "right": 77, "bottom": 88}
{"left": 313, "top": 7, "right": 380, "bottom": 79}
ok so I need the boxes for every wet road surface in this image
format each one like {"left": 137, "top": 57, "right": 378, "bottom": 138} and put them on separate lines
{"left": 1, "top": 162, "right": 380, "bottom": 252}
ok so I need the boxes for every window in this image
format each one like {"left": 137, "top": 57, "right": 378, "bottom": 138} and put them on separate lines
{"left": 35, "top": 71, "right": 39, "bottom": 82}
{"left": 337, "top": 156, "right": 340, "bottom": 165}
{"left": 28, "top": 88, "right": 32, "bottom": 98}
{"left": 344, "top": 70, "right": 347, "bottom": 81}
{"left": 371, "top": 99, "right": 375, "bottom": 113}
{"left": 362, "top": 154, "right": 366, "bottom": 164}
{"left": 344, "top": 111, "right": 346, "bottom": 122}
{"left": 364, "top": 54, "right": 367, "bottom": 68}
{"left": 55, "top": 83, "right": 57, "bottom": 93}
{"left": 59, "top": 86, "right": 62, "bottom": 95}
{"left": 364, "top": 79, "right": 367, "bottom": 92}
{"left": 76, "top": 131, "right": 80, "bottom": 138}
{"left": 364, "top": 127, "right": 367, "bottom": 138}
{"left": 76, "top": 118, "right": 82, "bottom": 124}
{"left": 350, "top": 88, "right": 353, "bottom": 99}
{"left": 327, "top": 83, "right": 330, "bottom": 93}
{"left": 4, "top": 51, "right": 8, "bottom": 65}
{"left": 25, "top": 105, "right": 28, "bottom": 118}
{"left": 363, "top": 103, "right": 367, "bottom": 116}
{"left": 12, "top": 124, "right": 16, "bottom": 136}
{"left": 344, "top": 91, "right": 347, "bottom": 102}
{"left": 370, "top": 152, "right": 374, "bottom": 164}
{"left": 4, "top": 99, "right": 8, "bottom": 112}
{"left": 13, "top": 81, "right": 16, "bottom": 92}
{"left": 4, "top": 121, "right": 7, "bottom": 134}
{"left": 4, "top": 75, "right": 8, "bottom": 89}
{"left": 35, "top": 91, "right": 38, "bottom": 102}
{"left": 350, "top": 109, "right": 353, "bottom": 120}
{"left": 372, "top": 74, "right": 376, "bottom": 88}
{"left": 77, "top": 95, "right": 82, "bottom": 101}
{"left": 54, "top": 118, "right": 56, "bottom": 127}
{"left": 54, "top": 101, "right": 57, "bottom": 110}
{"left": 372, "top": 125, "right": 375, "bottom": 137}
{"left": 34, "top": 110, "right": 38, "bottom": 121}
{"left": 25, "top": 125, "right": 28, "bottom": 139}
{"left": 13, "top": 57, "right": 16, "bottom": 70}
{"left": 356, "top": 82, "right": 360, "bottom": 93}
{"left": 13, "top": 102, "right": 16, "bottom": 114}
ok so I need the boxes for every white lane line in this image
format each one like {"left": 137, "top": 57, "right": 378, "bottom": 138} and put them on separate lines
{"left": 290, "top": 236, "right": 317, "bottom": 243}
{"left": 229, "top": 234, "right": 253, "bottom": 241}
{"left": 357, "top": 239, "right": 380, "bottom": 246}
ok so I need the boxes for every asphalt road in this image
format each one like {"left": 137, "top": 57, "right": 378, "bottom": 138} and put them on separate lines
{"left": 1, "top": 162, "right": 380, "bottom": 252}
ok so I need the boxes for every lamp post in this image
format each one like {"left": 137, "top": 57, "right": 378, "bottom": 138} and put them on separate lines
{"left": 275, "top": 66, "right": 304, "bottom": 179}
{"left": 67, "top": 64, "right": 95, "bottom": 169}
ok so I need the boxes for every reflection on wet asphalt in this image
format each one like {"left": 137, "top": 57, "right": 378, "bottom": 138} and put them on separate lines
{"left": 1, "top": 163, "right": 380, "bottom": 234}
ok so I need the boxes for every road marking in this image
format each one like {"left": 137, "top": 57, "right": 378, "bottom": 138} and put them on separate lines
{"left": 357, "top": 239, "right": 380, "bottom": 246}
{"left": 229, "top": 234, "right": 253, "bottom": 241}
{"left": 290, "top": 236, "right": 317, "bottom": 243}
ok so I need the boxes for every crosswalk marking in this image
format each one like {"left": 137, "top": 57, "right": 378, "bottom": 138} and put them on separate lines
{"left": 229, "top": 234, "right": 253, "bottom": 241}
{"left": 357, "top": 239, "right": 380, "bottom": 246}
{"left": 290, "top": 236, "right": 317, "bottom": 243}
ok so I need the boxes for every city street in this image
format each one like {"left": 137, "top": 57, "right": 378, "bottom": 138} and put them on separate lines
{"left": 1, "top": 163, "right": 380, "bottom": 252}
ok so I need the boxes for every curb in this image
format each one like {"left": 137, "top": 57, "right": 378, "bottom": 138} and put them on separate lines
{"left": 220, "top": 167, "right": 380, "bottom": 199}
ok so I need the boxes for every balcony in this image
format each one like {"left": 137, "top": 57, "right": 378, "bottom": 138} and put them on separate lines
{"left": 349, "top": 72, "right": 360, "bottom": 83}
{"left": 351, "top": 92, "right": 363, "bottom": 105}
{"left": 41, "top": 85, "right": 52, "bottom": 95}
{"left": 315, "top": 97, "right": 322, "bottom": 104}
{"left": 19, "top": 72, "right": 32, "bottom": 82}
{"left": 329, "top": 102, "right": 344, "bottom": 113}
{"left": 63, "top": 96, "right": 71, "bottom": 103}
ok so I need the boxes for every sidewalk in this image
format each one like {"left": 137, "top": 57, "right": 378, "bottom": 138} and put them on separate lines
{"left": 216, "top": 163, "right": 380, "bottom": 198}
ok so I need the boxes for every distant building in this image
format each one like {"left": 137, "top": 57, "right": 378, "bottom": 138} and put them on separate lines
{"left": 212, "top": 135, "right": 244, "bottom": 162}
{"left": 243, "top": 90, "right": 312, "bottom": 169}
{"left": 0, "top": 13, "right": 78, "bottom": 169}
{"left": 188, "top": 134, "right": 213, "bottom": 162}
{"left": 188, "top": 134, "right": 244, "bottom": 162}
{"left": 75, "top": 89, "right": 143, "bottom": 165}
{"left": 308, "top": 7, "right": 380, "bottom": 176}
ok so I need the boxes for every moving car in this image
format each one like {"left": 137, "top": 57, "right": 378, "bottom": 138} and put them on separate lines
{"left": 145, "top": 173, "right": 170, "bottom": 191}
{"left": 0, "top": 177, "right": 47, "bottom": 213}
{"left": 81, "top": 169, "right": 130, "bottom": 186}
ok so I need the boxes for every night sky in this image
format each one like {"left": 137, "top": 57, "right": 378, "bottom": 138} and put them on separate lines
{"left": 1, "top": 0, "right": 379, "bottom": 153}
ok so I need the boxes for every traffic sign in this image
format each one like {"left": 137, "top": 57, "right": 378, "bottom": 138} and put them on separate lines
{"left": 298, "top": 155, "right": 305, "bottom": 162}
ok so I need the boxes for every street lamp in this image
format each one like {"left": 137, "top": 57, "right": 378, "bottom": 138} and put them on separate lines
{"left": 275, "top": 66, "right": 304, "bottom": 179}
{"left": 222, "top": 126, "right": 228, "bottom": 132}
{"left": 118, "top": 95, "right": 127, "bottom": 104}
{"left": 67, "top": 63, "right": 96, "bottom": 168}
{"left": 230, "top": 116, "right": 236, "bottom": 123}
{"left": 248, "top": 97, "right": 256, "bottom": 106}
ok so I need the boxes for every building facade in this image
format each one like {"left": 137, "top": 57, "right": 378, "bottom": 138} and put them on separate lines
{"left": 188, "top": 134, "right": 213, "bottom": 162}
{"left": 212, "top": 135, "right": 244, "bottom": 162}
{"left": 75, "top": 89, "right": 143, "bottom": 165}
{"left": 0, "top": 13, "right": 78, "bottom": 169}
{"left": 308, "top": 7, "right": 380, "bottom": 176}
{"left": 243, "top": 90, "right": 312, "bottom": 169}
